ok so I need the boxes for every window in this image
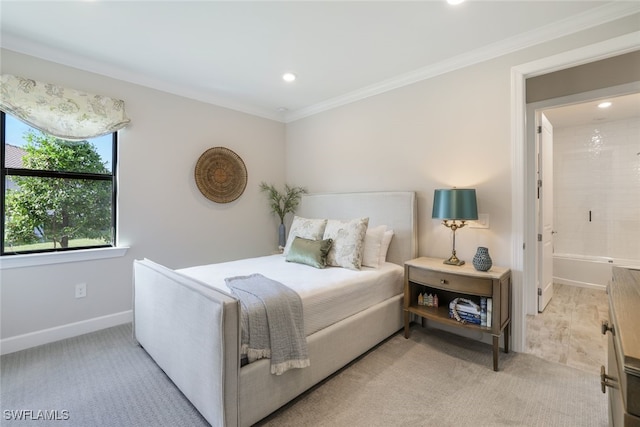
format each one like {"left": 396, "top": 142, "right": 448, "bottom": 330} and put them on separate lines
{"left": 1, "top": 112, "right": 117, "bottom": 255}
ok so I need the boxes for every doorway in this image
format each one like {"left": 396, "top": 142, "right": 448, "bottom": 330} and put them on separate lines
{"left": 525, "top": 91, "right": 640, "bottom": 371}
{"left": 509, "top": 35, "right": 639, "bottom": 355}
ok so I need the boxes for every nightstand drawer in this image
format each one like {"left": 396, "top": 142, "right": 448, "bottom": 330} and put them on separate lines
{"left": 408, "top": 266, "right": 492, "bottom": 296}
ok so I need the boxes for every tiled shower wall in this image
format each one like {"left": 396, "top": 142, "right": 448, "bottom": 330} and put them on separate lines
{"left": 553, "top": 116, "right": 640, "bottom": 261}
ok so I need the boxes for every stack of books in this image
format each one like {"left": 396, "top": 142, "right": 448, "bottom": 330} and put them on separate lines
{"left": 448, "top": 297, "right": 492, "bottom": 327}
{"left": 480, "top": 297, "right": 492, "bottom": 328}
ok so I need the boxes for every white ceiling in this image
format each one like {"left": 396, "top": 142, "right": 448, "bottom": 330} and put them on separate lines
{"left": 543, "top": 92, "right": 640, "bottom": 128}
{"left": 1, "top": 1, "right": 639, "bottom": 123}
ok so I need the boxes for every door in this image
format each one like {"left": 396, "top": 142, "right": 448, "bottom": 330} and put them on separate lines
{"left": 537, "top": 113, "right": 554, "bottom": 312}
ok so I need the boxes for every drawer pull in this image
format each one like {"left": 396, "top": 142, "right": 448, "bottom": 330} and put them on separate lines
{"left": 600, "top": 365, "right": 617, "bottom": 393}
{"left": 601, "top": 320, "right": 615, "bottom": 336}
{"left": 440, "top": 279, "right": 448, "bottom": 285}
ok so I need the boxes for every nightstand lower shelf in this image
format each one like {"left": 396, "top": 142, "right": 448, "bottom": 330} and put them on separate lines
{"left": 407, "top": 304, "right": 493, "bottom": 331}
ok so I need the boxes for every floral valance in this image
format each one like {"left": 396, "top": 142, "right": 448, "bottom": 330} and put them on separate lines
{"left": 0, "top": 74, "right": 130, "bottom": 141}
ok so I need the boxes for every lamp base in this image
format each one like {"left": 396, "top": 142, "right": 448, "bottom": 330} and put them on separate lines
{"left": 443, "top": 254, "right": 465, "bottom": 266}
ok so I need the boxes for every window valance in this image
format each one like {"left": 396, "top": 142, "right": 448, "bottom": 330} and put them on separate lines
{"left": 0, "top": 74, "right": 130, "bottom": 141}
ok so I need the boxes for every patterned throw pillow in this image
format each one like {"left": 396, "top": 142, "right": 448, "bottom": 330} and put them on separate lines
{"left": 323, "top": 217, "right": 369, "bottom": 270}
{"left": 283, "top": 216, "right": 328, "bottom": 255}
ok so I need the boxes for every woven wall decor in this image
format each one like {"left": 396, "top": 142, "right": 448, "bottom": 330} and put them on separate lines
{"left": 194, "top": 147, "right": 247, "bottom": 203}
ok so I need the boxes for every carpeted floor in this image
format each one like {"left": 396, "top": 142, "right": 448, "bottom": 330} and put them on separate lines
{"left": 1, "top": 323, "right": 607, "bottom": 426}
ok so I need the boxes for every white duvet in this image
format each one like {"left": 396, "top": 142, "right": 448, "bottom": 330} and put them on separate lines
{"left": 178, "top": 254, "right": 403, "bottom": 336}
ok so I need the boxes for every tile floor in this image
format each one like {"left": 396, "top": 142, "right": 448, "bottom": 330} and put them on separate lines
{"left": 526, "top": 283, "right": 609, "bottom": 374}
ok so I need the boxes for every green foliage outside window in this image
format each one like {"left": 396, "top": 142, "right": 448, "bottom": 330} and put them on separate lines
{"left": 4, "top": 130, "right": 114, "bottom": 252}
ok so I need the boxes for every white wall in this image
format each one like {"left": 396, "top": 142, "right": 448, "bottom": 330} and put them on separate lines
{"left": 286, "top": 16, "right": 639, "bottom": 348}
{"left": 286, "top": 61, "right": 513, "bottom": 266}
{"left": 0, "top": 49, "right": 286, "bottom": 348}
{"left": 553, "top": 116, "right": 640, "bottom": 260}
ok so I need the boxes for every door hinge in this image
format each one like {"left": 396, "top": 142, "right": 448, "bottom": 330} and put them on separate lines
{"left": 538, "top": 234, "right": 542, "bottom": 241}
{"left": 538, "top": 288, "right": 542, "bottom": 296}
{"left": 537, "top": 126, "right": 542, "bottom": 134}
{"left": 537, "top": 179, "right": 542, "bottom": 199}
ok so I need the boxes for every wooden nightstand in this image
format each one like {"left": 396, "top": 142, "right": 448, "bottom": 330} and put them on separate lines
{"left": 404, "top": 257, "right": 511, "bottom": 371}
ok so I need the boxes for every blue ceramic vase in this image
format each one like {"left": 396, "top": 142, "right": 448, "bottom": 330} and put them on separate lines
{"left": 472, "top": 247, "right": 492, "bottom": 271}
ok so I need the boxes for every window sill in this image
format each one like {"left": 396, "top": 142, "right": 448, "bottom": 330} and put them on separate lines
{"left": 0, "top": 247, "right": 129, "bottom": 270}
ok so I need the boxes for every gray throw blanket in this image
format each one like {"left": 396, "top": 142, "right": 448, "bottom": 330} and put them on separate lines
{"left": 225, "top": 274, "right": 310, "bottom": 375}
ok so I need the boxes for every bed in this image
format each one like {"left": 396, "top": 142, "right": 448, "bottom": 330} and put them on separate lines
{"left": 133, "top": 191, "right": 417, "bottom": 426}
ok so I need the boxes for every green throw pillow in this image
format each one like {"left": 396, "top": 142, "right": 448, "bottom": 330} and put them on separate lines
{"left": 285, "top": 237, "right": 333, "bottom": 269}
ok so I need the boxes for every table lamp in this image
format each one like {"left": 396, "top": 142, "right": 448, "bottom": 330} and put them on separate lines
{"left": 432, "top": 188, "right": 478, "bottom": 266}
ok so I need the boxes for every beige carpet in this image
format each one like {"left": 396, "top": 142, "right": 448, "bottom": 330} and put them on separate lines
{"left": 259, "top": 325, "right": 607, "bottom": 426}
{"left": 1, "top": 323, "right": 606, "bottom": 426}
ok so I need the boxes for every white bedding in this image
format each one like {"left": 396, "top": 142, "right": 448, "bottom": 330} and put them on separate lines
{"left": 178, "top": 254, "right": 403, "bottom": 336}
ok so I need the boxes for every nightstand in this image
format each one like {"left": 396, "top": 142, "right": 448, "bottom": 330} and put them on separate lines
{"left": 404, "top": 257, "right": 511, "bottom": 371}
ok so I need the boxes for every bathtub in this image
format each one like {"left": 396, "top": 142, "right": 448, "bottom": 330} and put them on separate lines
{"left": 553, "top": 254, "right": 640, "bottom": 289}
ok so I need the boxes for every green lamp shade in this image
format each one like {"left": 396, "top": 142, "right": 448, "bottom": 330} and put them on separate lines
{"left": 432, "top": 189, "right": 478, "bottom": 220}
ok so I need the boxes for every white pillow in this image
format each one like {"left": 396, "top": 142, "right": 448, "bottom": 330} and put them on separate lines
{"left": 323, "top": 217, "right": 369, "bottom": 270}
{"left": 378, "top": 229, "right": 394, "bottom": 265}
{"left": 283, "top": 216, "right": 328, "bottom": 255}
{"left": 362, "top": 225, "right": 387, "bottom": 268}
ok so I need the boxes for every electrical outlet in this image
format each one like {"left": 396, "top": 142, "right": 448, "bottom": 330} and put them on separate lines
{"left": 75, "top": 283, "right": 87, "bottom": 299}
{"left": 469, "top": 213, "right": 490, "bottom": 229}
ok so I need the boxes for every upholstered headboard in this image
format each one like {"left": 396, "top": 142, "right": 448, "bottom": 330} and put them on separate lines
{"left": 296, "top": 191, "right": 417, "bottom": 266}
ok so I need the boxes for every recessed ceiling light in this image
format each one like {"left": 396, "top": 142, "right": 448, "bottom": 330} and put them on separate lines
{"left": 282, "top": 73, "right": 296, "bottom": 83}
{"left": 447, "top": 0, "right": 465, "bottom": 5}
{"left": 598, "top": 101, "right": 612, "bottom": 109}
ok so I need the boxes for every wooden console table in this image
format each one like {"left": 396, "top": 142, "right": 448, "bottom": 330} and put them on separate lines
{"left": 403, "top": 257, "right": 511, "bottom": 371}
{"left": 602, "top": 266, "right": 640, "bottom": 426}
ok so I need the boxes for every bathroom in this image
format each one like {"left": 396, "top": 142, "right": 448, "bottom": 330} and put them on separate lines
{"left": 546, "top": 92, "right": 640, "bottom": 290}
{"left": 525, "top": 91, "right": 639, "bottom": 372}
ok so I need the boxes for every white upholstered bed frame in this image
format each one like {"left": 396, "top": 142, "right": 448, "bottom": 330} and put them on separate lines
{"left": 133, "top": 191, "right": 417, "bottom": 426}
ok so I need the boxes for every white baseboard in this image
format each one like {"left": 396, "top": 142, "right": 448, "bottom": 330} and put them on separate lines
{"left": 553, "top": 277, "right": 606, "bottom": 291}
{"left": 0, "top": 310, "right": 132, "bottom": 355}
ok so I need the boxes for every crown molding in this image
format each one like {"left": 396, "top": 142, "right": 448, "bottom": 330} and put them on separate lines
{"left": 2, "top": 2, "right": 637, "bottom": 124}
{"left": 284, "top": 2, "right": 640, "bottom": 123}
{"left": 0, "top": 35, "right": 285, "bottom": 123}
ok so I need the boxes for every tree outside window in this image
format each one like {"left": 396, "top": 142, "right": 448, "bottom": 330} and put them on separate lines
{"left": 2, "top": 113, "right": 117, "bottom": 255}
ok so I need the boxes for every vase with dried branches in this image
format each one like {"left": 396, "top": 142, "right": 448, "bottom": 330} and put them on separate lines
{"left": 259, "top": 182, "right": 308, "bottom": 249}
